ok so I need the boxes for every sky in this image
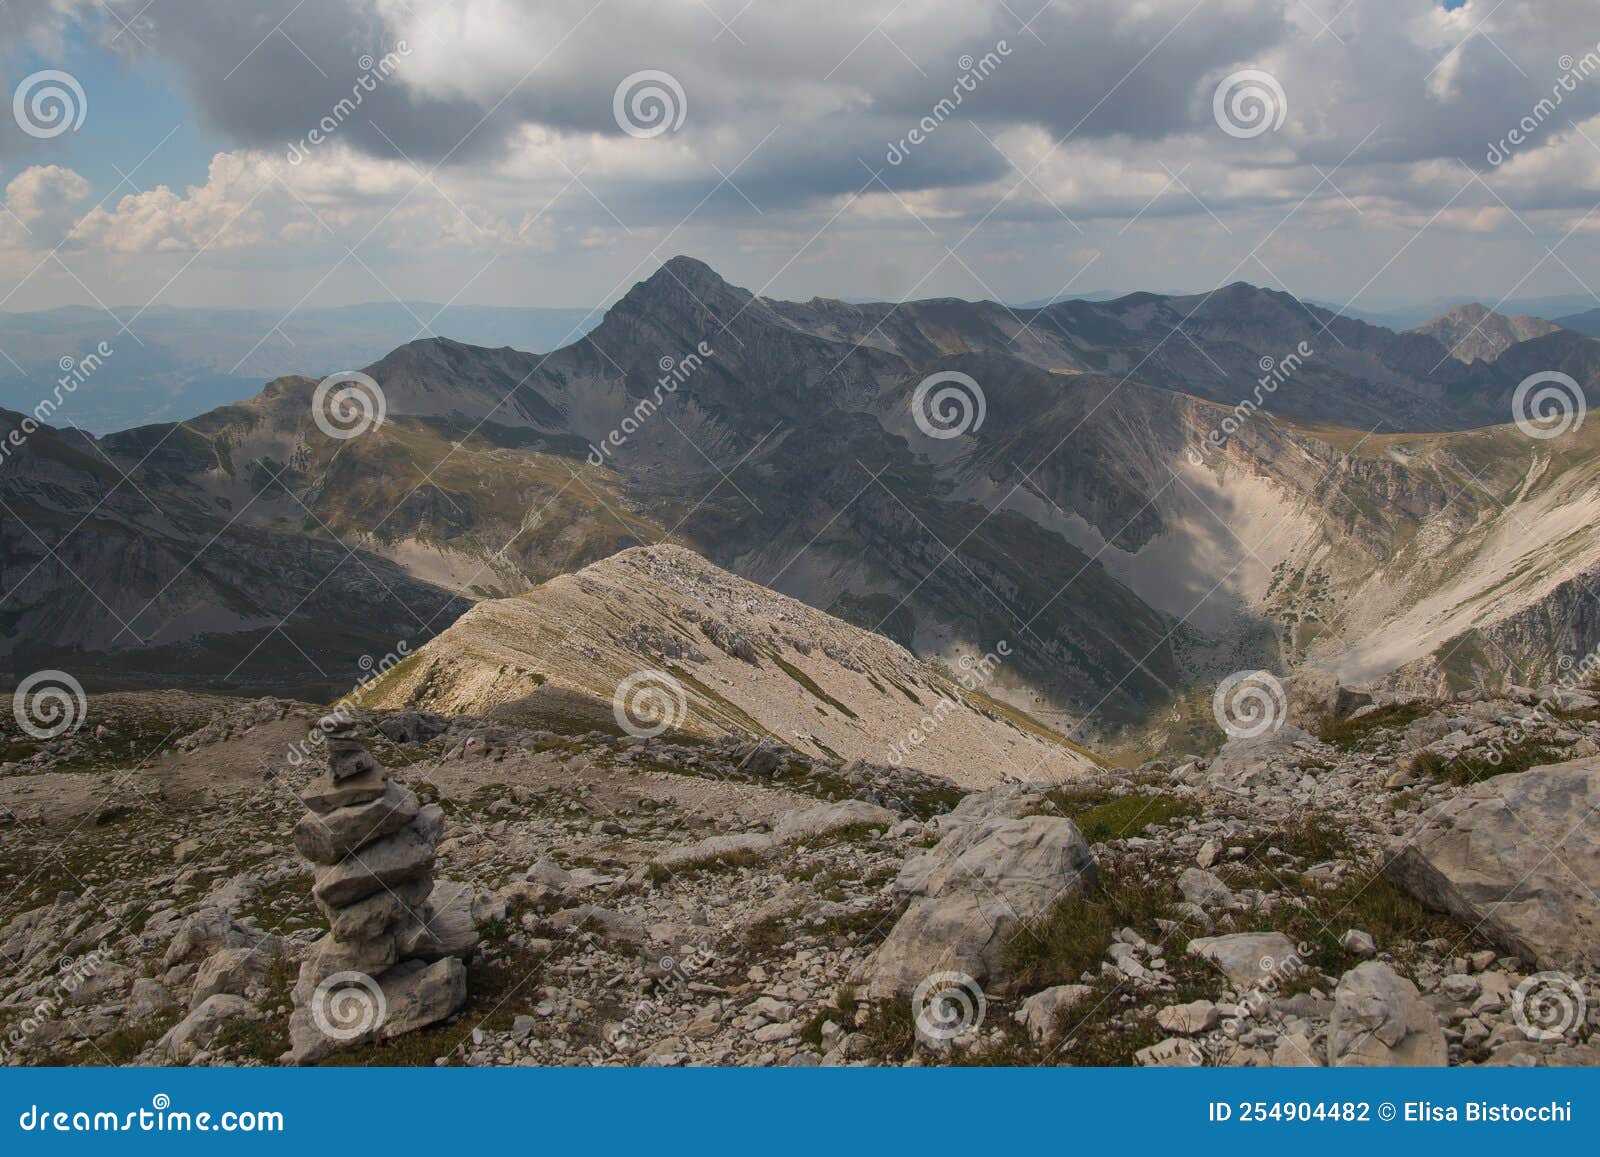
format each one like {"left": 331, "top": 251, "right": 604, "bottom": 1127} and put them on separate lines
{"left": 0, "top": 0, "right": 1597, "bottom": 318}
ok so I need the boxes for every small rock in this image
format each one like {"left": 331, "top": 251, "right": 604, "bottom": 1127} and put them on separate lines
{"left": 1156, "top": 999, "right": 1219, "bottom": 1035}
{"left": 752, "top": 1021, "right": 797, "bottom": 1043}
{"left": 1135, "top": 1037, "right": 1204, "bottom": 1067}
{"left": 1013, "top": 984, "right": 1093, "bottom": 1043}
{"left": 1187, "top": 932, "right": 1302, "bottom": 988}
{"left": 1177, "top": 868, "right": 1234, "bottom": 910}
{"left": 1339, "top": 929, "right": 1377, "bottom": 959}
{"left": 1270, "top": 1031, "right": 1323, "bottom": 1067}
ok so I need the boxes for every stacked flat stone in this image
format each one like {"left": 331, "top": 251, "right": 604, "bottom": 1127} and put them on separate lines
{"left": 285, "top": 714, "right": 467, "bottom": 1064}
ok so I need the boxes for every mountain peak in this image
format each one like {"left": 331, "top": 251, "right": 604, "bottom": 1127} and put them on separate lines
{"left": 1413, "top": 302, "right": 1558, "bottom": 363}
{"left": 652, "top": 254, "right": 743, "bottom": 297}
{"left": 607, "top": 255, "right": 753, "bottom": 325}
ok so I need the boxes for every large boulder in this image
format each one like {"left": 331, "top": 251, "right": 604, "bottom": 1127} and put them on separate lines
{"left": 324, "top": 878, "right": 433, "bottom": 942}
{"left": 544, "top": 905, "right": 647, "bottom": 950}
{"left": 1328, "top": 962, "right": 1447, "bottom": 1066}
{"left": 1383, "top": 759, "right": 1600, "bottom": 971}
{"left": 189, "top": 942, "right": 280, "bottom": 1009}
{"left": 1013, "top": 983, "right": 1094, "bottom": 1043}
{"left": 286, "top": 956, "right": 466, "bottom": 1065}
{"left": 405, "top": 878, "right": 488, "bottom": 962}
{"left": 163, "top": 907, "right": 268, "bottom": 968}
{"left": 650, "top": 832, "right": 775, "bottom": 871}
{"left": 1286, "top": 670, "right": 1372, "bottom": 728}
{"left": 1205, "top": 725, "right": 1312, "bottom": 785}
{"left": 772, "top": 800, "right": 898, "bottom": 844}
{"left": 929, "top": 784, "right": 1054, "bottom": 833}
{"left": 864, "top": 815, "right": 1097, "bottom": 999}
{"left": 159, "top": 994, "right": 255, "bottom": 1063}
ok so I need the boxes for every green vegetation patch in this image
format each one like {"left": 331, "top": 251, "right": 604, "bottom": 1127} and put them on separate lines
{"left": 999, "top": 858, "right": 1218, "bottom": 1065}
{"left": 1313, "top": 701, "right": 1436, "bottom": 751}
{"left": 1033, "top": 787, "right": 1196, "bottom": 843}
{"left": 646, "top": 847, "right": 768, "bottom": 884}
{"left": 768, "top": 653, "right": 859, "bottom": 719}
{"left": 1413, "top": 740, "right": 1562, "bottom": 786}
{"left": 1238, "top": 868, "right": 1472, "bottom": 974}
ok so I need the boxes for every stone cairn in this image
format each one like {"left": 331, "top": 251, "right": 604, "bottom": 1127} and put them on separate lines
{"left": 285, "top": 714, "right": 469, "bottom": 1064}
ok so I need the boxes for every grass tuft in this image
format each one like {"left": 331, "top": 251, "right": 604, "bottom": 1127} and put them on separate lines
{"left": 1034, "top": 789, "right": 1196, "bottom": 843}
{"left": 1414, "top": 740, "right": 1561, "bottom": 786}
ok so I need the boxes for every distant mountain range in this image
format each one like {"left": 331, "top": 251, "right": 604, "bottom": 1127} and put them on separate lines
{"left": 7, "top": 257, "right": 1600, "bottom": 755}
{"left": 1311, "top": 293, "right": 1600, "bottom": 331}
{"left": 0, "top": 302, "right": 600, "bottom": 434}
{"left": 6, "top": 286, "right": 1595, "bottom": 435}
{"left": 1554, "top": 308, "right": 1600, "bottom": 340}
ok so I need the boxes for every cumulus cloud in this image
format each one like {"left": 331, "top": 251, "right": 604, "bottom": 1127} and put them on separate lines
{"left": 4, "top": 0, "right": 1600, "bottom": 309}
{"left": 0, "top": 165, "right": 91, "bottom": 247}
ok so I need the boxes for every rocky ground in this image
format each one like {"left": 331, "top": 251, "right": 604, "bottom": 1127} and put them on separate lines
{"left": 1, "top": 682, "right": 1596, "bottom": 1067}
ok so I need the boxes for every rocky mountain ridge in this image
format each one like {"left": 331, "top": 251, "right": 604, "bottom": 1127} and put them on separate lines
{"left": 8, "top": 258, "right": 1600, "bottom": 747}
{"left": 357, "top": 544, "right": 1098, "bottom": 785}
